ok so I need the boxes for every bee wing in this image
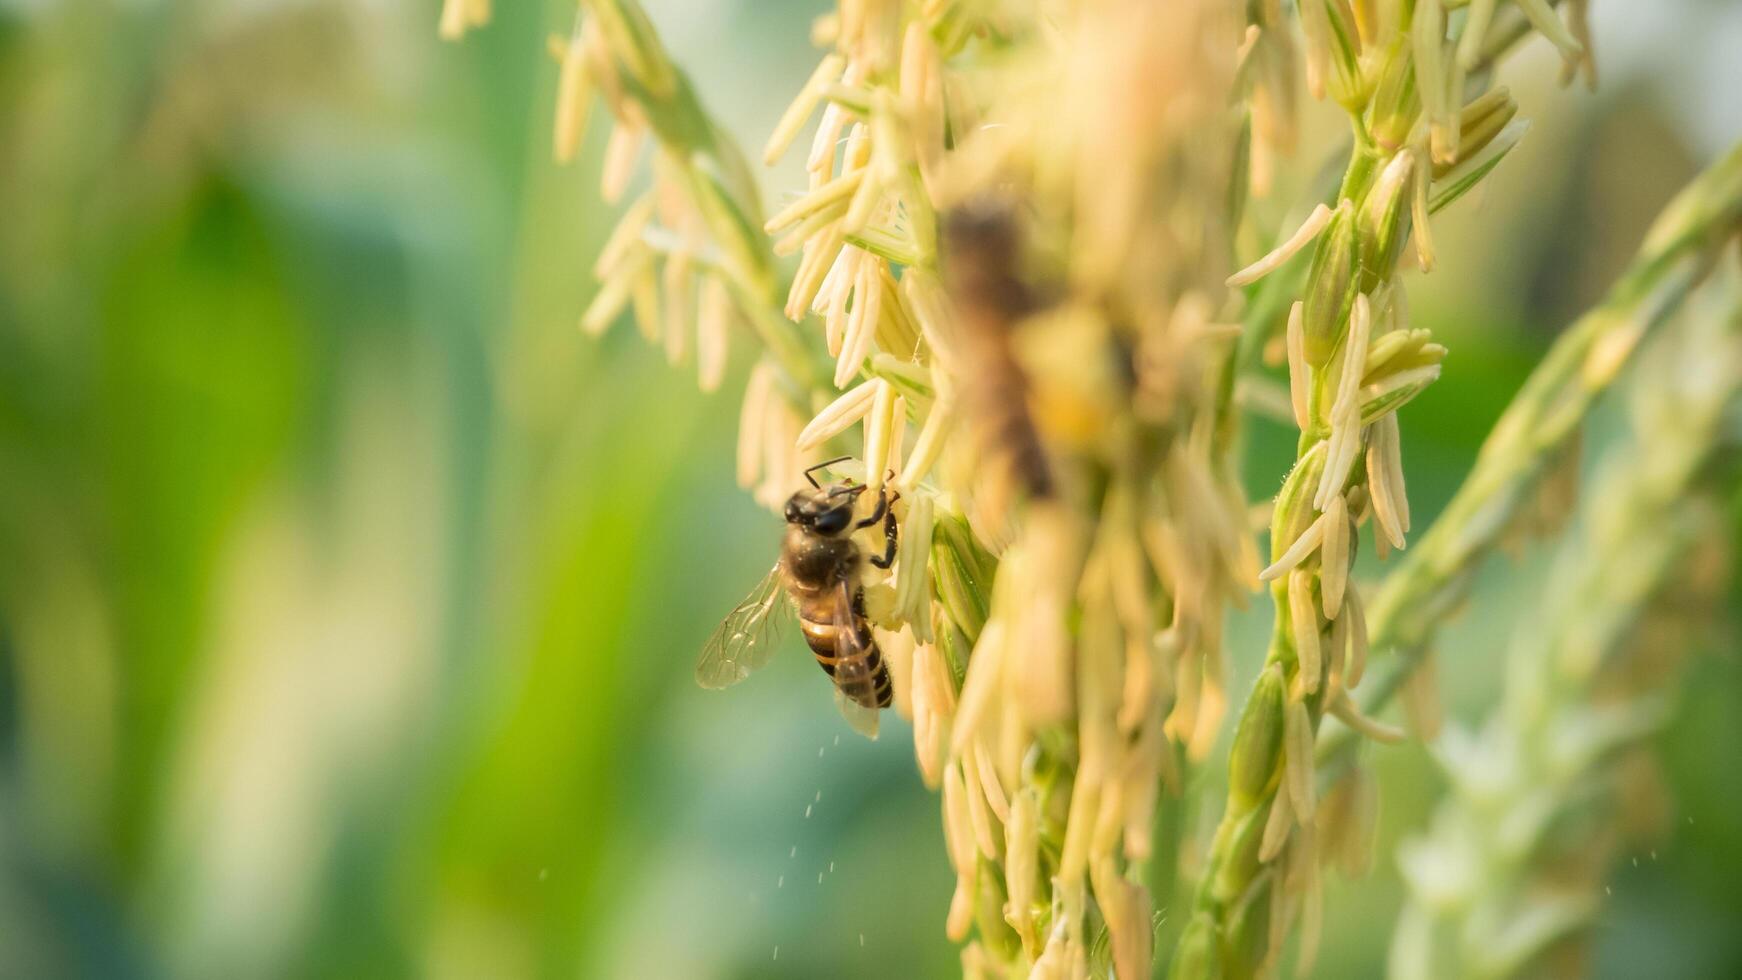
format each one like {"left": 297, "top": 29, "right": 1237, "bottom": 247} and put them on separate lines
{"left": 696, "top": 562, "right": 789, "bottom": 689}
{"left": 831, "top": 579, "right": 882, "bottom": 740}
{"left": 834, "top": 688, "right": 881, "bottom": 740}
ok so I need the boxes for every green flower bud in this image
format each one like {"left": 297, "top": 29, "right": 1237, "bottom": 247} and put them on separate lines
{"left": 588, "top": 0, "right": 677, "bottom": 99}
{"left": 1360, "top": 328, "right": 1432, "bottom": 384}
{"left": 1358, "top": 152, "right": 1417, "bottom": 293}
{"left": 1167, "top": 913, "right": 1224, "bottom": 980}
{"left": 1363, "top": 333, "right": 1447, "bottom": 387}
{"left": 1359, "top": 365, "right": 1441, "bottom": 425}
{"left": 932, "top": 515, "right": 992, "bottom": 642}
{"left": 973, "top": 859, "right": 1021, "bottom": 960}
{"left": 1229, "top": 664, "right": 1287, "bottom": 812}
{"left": 1427, "top": 120, "right": 1528, "bottom": 215}
{"left": 1459, "top": 85, "right": 1515, "bottom": 133}
{"left": 1433, "top": 87, "right": 1519, "bottom": 178}
{"left": 1302, "top": 206, "right": 1359, "bottom": 367}
{"left": 1212, "top": 800, "right": 1272, "bottom": 904}
{"left": 1325, "top": 41, "right": 1367, "bottom": 115}
{"left": 1270, "top": 442, "right": 1328, "bottom": 565}
{"left": 1224, "top": 872, "right": 1276, "bottom": 978}
{"left": 1367, "top": 40, "right": 1419, "bottom": 151}
{"left": 934, "top": 618, "right": 971, "bottom": 689}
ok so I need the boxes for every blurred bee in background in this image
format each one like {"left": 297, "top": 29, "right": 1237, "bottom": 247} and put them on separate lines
{"left": 697, "top": 456, "right": 899, "bottom": 737}
{"left": 942, "top": 201, "right": 1055, "bottom": 506}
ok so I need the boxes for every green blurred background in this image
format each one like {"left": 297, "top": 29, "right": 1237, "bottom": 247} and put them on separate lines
{"left": 0, "top": 1, "right": 1738, "bottom": 977}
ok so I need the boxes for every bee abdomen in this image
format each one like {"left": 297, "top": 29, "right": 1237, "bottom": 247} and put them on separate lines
{"left": 799, "top": 617, "right": 893, "bottom": 709}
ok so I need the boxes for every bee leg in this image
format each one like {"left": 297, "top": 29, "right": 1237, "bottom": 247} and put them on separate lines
{"left": 854, "top": 488, "right": 889, "bottom": 529}
{"left": 868, "top": 497, "right": 899, "bottom": 569}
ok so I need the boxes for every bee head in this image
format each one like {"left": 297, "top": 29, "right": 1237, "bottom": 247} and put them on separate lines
{"left": 783, "top": 484, "right": 864, "bottom": 537}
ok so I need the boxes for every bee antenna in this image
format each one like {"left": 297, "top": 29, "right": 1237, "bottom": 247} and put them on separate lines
{"left": 804, "top": 455, "right": 856, "bottom": 489}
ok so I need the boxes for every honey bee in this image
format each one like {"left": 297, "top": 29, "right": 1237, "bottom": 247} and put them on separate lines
{"left": 697, "top": 456, "right": 900, "bottom": 736}
{"left": 942, "top": 201, "right": 1054, "bottom": 502}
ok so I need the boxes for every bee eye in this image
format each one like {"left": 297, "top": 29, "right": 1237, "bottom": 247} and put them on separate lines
{"left": 813, "top": 507, "right": 849, "bottom": 535}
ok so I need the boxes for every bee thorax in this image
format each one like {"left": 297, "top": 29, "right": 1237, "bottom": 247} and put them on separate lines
{"left": 781, "top": 525, "right": 858, "bottom": 592}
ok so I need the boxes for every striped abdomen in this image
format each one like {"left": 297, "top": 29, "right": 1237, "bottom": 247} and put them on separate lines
{"left": 796, "top": 597, "right": 893, "bottom": 709}
{"left": 943, "top": 204, "right": 1054, "bottom": 501}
